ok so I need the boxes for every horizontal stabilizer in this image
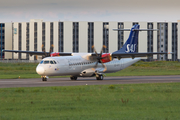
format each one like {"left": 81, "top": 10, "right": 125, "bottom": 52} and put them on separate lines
{"left": 113, "top": 29, "right": 131, "bottom": 31}
{"left": 113, "top": 29, "right": 158, "bottom": 31}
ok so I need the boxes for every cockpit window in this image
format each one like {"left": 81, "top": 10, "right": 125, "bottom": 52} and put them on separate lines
{"left": 40, "top": 60, "right": 57, "bottom": 64}
{"left": 40, "top": 60, "right": 43, "bottom": 64}
{"left": 50, "top": 61, "right": 54, "bottom": 64}
{"left": 44, "top": 61, "right": 49, "bottom": 64}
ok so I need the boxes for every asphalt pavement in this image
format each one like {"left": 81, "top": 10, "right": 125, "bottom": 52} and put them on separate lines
{"left": 0, "top": 75, "right": 180, "bottom": 88}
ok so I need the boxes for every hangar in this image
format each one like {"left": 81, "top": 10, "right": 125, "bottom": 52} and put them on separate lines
{"left": 0, "top": 19, "right": 180, "bottom": 61}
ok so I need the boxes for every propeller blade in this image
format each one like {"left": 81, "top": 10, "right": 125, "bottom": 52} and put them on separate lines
{"left": 48, "top": 44, "right": 54, "bottom": 57}
{"left": 100, "top": 45, "right": 106, "bottom": 56}
{"left": 92, "top": 45, "right": 98, "bottom": 56}
{"left": 49, "top": 44, "right": 53, "bottom": 54}
{"left": 41, "top": 44, "right": 47, "bottom": 57}
{"left": 92, "top": 61, "right": 98, "bottom": 72}
{"left": 100, "top": 59, "right": 107, "bottom": 72}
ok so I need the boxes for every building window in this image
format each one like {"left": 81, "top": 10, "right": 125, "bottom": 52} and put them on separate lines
{"left": 88, "top": 22, "right": 94, "bottom": 53}
{"left": 42, "top": 22, "right": 45, "bottom": 47}
{"left": 50, "top": 22, "right": 53, "bottom": 51}
{"left": 58, "top": 22, "right": 63, "bottom": 52}
{"left": 18, "top": 23, "right": 22, "bottom": 59}
{"left": 133, "top": 22, "right": 138, "bottom": 52}
{"left": 157, "top": 23, "right": 168, "bottom": 60}
{"left": 26, "top": 23, "right": 29, "bottom": 60}
{"left": 0, "top": 23, "right": 5, "bottom": 59}
{"left": 118, "top": 22, "right": 124, "bottom": 50}
{"left": 147, "top": 23, "right": 153, "bottom": 61}
{"left": 73, "top": 22, "right": 79, "bottom": 52}
{"left": 103, "top": 22, "right": 109, "bottom": 53}
{"left": 172, "top": 23, "right": 178, "bottom": 61}
{"left": 34, "top": 23, "right": 37, "bottom": 60}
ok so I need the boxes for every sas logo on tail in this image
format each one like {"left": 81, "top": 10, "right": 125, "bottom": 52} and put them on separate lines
{"left": 125, "top": 44, "right": 136, "bottom": 53}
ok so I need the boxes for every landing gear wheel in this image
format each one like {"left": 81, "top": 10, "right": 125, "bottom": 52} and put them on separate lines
{"left": 70, "top": 76, "right": 77, "bottom": 80}
{"left": 42, "top": 77, "right": 47, "bottom": 81}
{"left": 96, "top": 75, "right": 103, "bottom": 80}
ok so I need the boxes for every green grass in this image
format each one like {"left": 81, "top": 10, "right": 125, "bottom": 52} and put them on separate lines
{"left": 107, "top": 61, "right": 180, "bottom": 76}
{"left": 0, "top": 83, "right": 180, "bottom": 119}
{"left": 1, "top": 61, "right": 180, "bottom": 79}
{"left": 0, "top": 62, "right": 39, "bottom": 79}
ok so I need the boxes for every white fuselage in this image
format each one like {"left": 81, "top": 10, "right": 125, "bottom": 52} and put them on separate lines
{"left": 36, "top": 54, "right": 140, "bottom": 77}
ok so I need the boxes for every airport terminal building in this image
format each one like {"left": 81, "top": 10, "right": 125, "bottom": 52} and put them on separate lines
{"left": 0, "top": 19, "right": 180, "bottom": 61}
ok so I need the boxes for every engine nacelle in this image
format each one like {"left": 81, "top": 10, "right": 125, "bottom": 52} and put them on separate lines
{"left": 79, "top": 68, "right": 95, "bottom": 77}
{"left": 101, "top": 53, "right": 112, "bottom": 63}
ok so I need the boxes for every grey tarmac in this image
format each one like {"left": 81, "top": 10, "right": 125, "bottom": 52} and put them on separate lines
{"left": 0, "top": 75, "right": 180, "bottom": 88}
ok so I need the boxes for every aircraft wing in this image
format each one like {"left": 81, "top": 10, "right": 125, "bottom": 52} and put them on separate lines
{"left": 2, "top": 50, "right": 72, "bottom": 56}
{"left": 111, "top": 52, "right": 169, "bottom": 58}
{"left": 91, "top": 52, "right": 169, "bottom": 59}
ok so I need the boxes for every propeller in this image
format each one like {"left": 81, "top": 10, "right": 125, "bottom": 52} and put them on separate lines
{"left": 41, "top": 44, "right": 54, "bottom": 58}
{"left": 49, "top": 44, "right": 54, "bottom": 56}
{"left": 92, "top": 45, "right": 107, "bottom": 72}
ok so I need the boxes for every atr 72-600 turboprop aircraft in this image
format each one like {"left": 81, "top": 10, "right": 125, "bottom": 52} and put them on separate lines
{"left": 3, "top": 24, "right": 169, "bottom": 81}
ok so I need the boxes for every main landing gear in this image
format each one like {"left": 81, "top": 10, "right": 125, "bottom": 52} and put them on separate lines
{"left": 41, "top": 76, "right": 48, "bottom": 81}
{"left": 69, "top": 75, "right": 103, "bottom": 80}
{"left": 70, "top": 76, "right": 77, "bottom": 80}
{"left": 96, "top": 74, "right": 104, "bottom": 80}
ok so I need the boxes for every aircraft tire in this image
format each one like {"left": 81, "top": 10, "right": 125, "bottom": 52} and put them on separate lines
{"left": 42, "top": 77, "right": 47, "bottom": 81}
{"left": 96, "top": 75, "right": 103, "bottom": 80}
{"left": 70, "top": 76, "right": 77, "bottom": 80}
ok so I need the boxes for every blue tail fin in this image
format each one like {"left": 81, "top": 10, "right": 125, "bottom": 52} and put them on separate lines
{"left": 113, "top": 24, "right": 139, "bottom": 54}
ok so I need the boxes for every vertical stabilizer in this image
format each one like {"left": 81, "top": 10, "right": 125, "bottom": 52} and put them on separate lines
{"left": 113, "top": 24, "right": 139, "bottom": 54}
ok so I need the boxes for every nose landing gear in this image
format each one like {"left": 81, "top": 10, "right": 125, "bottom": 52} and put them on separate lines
{"left": 41, "top": 76, "right": 48, "bottom": 81}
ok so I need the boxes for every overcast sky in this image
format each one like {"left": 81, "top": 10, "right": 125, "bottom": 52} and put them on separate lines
{"left": 0, "top": 0, "right": 180, "bottom": 22}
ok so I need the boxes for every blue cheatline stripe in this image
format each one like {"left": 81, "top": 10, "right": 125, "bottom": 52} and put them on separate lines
{"left": 1, "top": 24, "right": 2, "bottom": 59}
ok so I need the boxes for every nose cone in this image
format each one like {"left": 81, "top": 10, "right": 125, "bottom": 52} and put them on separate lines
{"left": 36, "top": 66, "right": 45, "bottom": 75}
